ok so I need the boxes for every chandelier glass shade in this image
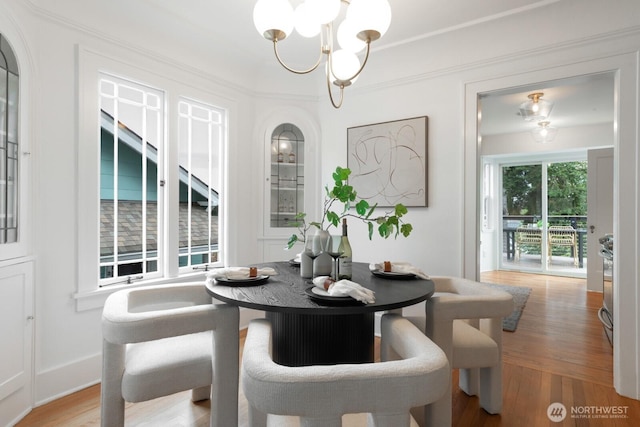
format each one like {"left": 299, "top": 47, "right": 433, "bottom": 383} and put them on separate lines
{"left": 531, "top": 121, "right": 558, "bottom": 143}
{"left": 519, "top": 92, "right": 554, "bottom": 122}
{"left": 253, "top": 0, "right": 392, "bottom": 108}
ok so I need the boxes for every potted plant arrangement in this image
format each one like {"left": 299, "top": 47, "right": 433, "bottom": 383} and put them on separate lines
{"left": 287, "top": 166, "right": 413, "bottom": 277}
{"left": 287, "top": 166, "right": 413, "bottom": 248}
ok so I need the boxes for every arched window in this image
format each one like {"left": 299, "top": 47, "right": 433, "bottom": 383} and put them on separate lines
{"left": 0, "top": 34, "right": 19, "bottom": 244}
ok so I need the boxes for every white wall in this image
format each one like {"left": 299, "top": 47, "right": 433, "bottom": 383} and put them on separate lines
{"left": 0, "top": 0, "right": 268, "bottom": 405}
{"left": 313, "top": 0, "right": 640, "bottom": 399}
{"left": 1, "top": 0, "right": 639, "bottom": 411}
{"left": 482, "top": 123, "right": 613, "bottom": 156}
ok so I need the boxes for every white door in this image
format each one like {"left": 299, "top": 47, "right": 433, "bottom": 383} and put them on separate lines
{"left": 586, "top": 148, "right": 614, "bottom": 291}
{"left": 0, "top": 262, "right": 34, "bottom": 426}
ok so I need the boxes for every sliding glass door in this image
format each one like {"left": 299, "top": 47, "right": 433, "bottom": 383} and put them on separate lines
{"left": 500, "top": 160, "right": 587, "bottom": 276}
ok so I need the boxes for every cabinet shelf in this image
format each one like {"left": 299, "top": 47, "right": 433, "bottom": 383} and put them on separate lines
{"left": 268, "top": 123, "right": 305, "bottom": 229}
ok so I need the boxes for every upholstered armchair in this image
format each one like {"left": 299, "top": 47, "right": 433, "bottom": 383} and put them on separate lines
{"left": 101, "top": 282, "right": 239, "bottom": 427}
{"left": 407, "top": 276, "right": 514, "bottom": 427}
{"left": 241, "top": 314, "right": 450, "bottom": 427}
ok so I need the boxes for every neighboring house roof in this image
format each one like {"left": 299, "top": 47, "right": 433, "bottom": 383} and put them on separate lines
{"left": 100, "top": 200, "right": 218, "bottom": 258}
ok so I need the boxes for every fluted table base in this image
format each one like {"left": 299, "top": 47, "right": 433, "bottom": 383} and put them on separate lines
{"left": 266, "top": 311, "right": 374, "bottom": 366}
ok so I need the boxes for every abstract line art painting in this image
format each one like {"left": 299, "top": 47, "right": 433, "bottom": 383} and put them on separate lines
{"left": 347, "top": 116, "right": 428, "bottom": 207}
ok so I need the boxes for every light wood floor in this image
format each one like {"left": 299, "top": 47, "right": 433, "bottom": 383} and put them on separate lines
{"left": 16, "top": 271, "right": 640, "bottom": 426}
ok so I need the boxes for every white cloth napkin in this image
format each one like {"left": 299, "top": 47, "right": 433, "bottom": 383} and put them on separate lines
{"left": 206, "top": 267, "right": 277, "bottom": 282}
{"left": 369, "top": 261, "right": 430, "bottom": 280}
{"left": 312, "top": 276, "right": 376, "bottom": 304}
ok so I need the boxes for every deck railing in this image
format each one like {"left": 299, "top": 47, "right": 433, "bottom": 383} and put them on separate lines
{"left": 502, "top": 215, "right": 587, "bottom": 267}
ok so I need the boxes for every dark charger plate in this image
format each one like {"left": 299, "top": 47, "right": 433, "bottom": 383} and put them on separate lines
{"left": 370, "top": 269, "right": 416, "bottom": 280}
{"left": 214, "top": 275, "right": 270, "bottom": 287}
{"left": 304, "top": 286, "right": 363, "bottom": 306}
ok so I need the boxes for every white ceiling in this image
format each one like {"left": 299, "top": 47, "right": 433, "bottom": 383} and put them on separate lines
{"left": 29, "top": 0, "right": 614, "bottom": 136}
{"left": 479, "top": 72, "right": 615, "bottom": 136}
{"left": 136, "top": 0, "right": 560, "bottom": 66}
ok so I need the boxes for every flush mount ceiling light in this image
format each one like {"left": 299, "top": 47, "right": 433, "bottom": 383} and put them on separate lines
{"left": 253, "top": 0, "right": 392, "bottom": 109}
{"left": 531, "top": 121, "right": 558, "bottom": 143}
{"left": 519, "top": 92, "right": 554, "bottom": 122}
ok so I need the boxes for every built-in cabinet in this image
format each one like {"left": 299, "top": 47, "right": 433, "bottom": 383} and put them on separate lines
{"left": 269, "top": 123, "right": 305, "bottom": 228}
{"left": 261, "top": 118, "right": 318, "bottom": 263}
{"left": 0, "top": 260, "right": 34, "bottom": 427}
{"left": 0, "top": 31, "right": 35, "bottom": 426}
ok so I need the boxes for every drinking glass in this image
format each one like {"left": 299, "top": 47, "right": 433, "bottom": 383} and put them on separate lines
{"left": 324, "top": 235, "right": 343, "bottom": 281}
{"left": 303, "top": 235, "right": 321, "bottom": 279}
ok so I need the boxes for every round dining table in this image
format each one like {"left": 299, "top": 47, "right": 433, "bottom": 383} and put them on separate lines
{"left": 205, "top": 261, "right": 434, "bottom": 366}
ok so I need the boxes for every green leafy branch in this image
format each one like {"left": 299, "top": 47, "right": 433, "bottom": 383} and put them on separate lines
{"left": 286, "top": 166, "right": 413, "bottom": 249}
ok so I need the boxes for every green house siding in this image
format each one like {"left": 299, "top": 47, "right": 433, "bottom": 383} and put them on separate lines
{"left": 100, "top": 128, "right": 158, "bottom": 202}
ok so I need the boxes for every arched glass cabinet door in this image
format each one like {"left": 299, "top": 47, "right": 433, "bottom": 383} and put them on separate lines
{"left": 270, "top": 123, "right": 304, "bottom": 228}
{"left": 0, "top": 34, "right": 19, "bottom": 244}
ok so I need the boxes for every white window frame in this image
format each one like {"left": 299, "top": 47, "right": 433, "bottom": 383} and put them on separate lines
{"left": 177, "top": 97, "right": 225, "bottom": 273}
{"left": 98, "top": 73, "right": 165, "bottom": 285}
{"left": 75, "top": 46, "right": 228, "bottom": 310}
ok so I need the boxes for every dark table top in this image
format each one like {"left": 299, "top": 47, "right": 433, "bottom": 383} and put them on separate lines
{"left": 204, "top": 261, "right": 435, "bottom": 315}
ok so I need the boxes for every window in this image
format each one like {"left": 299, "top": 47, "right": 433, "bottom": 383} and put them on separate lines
{"left": 177, "top": 99, "right": 223, "bottom": 269}
{"left": 99, "top": 75, "right": 163, "bottom": 281}
{"left": 0, "top": 34, "right": 19, "bottom": 245}
{"left": 98, "top": 73, "right": 225, "bottom": 286}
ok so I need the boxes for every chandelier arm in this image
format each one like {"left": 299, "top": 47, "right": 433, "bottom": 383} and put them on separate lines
{"left": 273, "top": 38, "right": 324, "bottom": 75}
{"left": 326, "top": 69, "right": 344, "bottom": 109}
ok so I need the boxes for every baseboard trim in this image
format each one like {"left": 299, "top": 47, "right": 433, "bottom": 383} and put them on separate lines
{"left": 34, "top": 353, "right": 101, "bottom": 407}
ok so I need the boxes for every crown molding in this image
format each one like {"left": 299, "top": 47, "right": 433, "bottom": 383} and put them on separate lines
{"left": 23, "top": 0, "right": 254, "bottom": 99}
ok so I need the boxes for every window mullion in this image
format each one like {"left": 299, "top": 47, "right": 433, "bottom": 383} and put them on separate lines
{"left": 187, "top": 107, "right": 193, "bottom": 265}
{"left": 141, "top": 100, "right": 148, "bottom": 275}
{"left": 208, "top": 118, "right": 213, "bottom": 261}
{"left": 112, "top": 101, "right": 119, "bottom": 275}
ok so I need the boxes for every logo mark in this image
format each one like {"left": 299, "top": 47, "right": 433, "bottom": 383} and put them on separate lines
{"left": 547, "top": 402, "right": 567, "bottom": 422}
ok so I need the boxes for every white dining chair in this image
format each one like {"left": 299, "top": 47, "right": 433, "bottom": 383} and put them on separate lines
{"left": 406, "top": 276, "right": 514, "bottom": 427}
{"left": 241, "top": 313, "right": 450, "bottom": 427}
{"left": 101, "top": 282, "right": 239, "bottom": 427}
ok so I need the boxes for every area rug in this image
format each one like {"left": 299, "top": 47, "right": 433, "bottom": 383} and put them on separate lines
{"left": 483, "top": 283, "right": 532, "bottom": 332}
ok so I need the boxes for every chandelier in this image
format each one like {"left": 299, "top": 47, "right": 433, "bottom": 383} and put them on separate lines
{"left": 518, "top": 92, "right": 554, "bottom": 122}
{"left": 253, "top": 0, "right": 392, "bottom": 109}
{"left": 531, "top": 121, "right": 558, "bottom": 143}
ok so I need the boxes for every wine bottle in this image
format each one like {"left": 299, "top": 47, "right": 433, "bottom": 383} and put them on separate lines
{"left": 338, "top": 218, "right": 352, "bottom": 279}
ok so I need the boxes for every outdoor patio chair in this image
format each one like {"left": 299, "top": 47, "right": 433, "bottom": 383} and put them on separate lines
{"left": 548, "top": 225, "right": 578, "bottom": 266}
{"left": 101, "top": 282, "right": 239, "bottom": 427}
{"left": 515, "top": 226, "right": 543, "bottom": 263}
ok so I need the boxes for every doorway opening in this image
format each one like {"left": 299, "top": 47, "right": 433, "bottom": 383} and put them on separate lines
{"left": 477, "top": 72, "right": 614, "bottom": 280}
